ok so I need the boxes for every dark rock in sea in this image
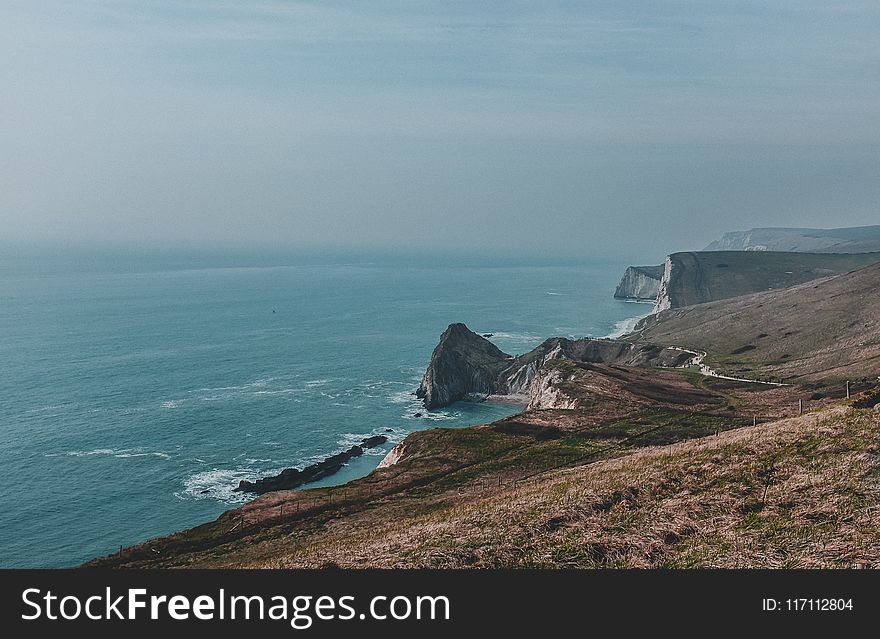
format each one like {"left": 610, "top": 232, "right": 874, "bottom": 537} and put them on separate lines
{"left": 235, "top": 435, "right": 388, "bottom": 495}
{"left": 417, "top": 323, "right": 694, "bottom": 409}
{"left": 482, "top": 333, "right": 494, "bottom": 337}
{"left": 360, "top": 435, "right": 388, "bottom": 448}
{"left": 384, "top": 427, "right": 394, "bottom": 432}
{"left": 413, "top": 412, "right": 422, "bottom": 417}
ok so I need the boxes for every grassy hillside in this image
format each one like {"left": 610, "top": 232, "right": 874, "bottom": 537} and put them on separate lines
{"left": 90, "top": 398, "right": 880, "bottom": 568}
{"left": 89, "top": 362, "right": 870, "bottom": 568}
{"left": 634, "top": 261, "right": 880, "bottom": 383}
{"left": 657, "top": 250, "right": 880, "bottom": 309}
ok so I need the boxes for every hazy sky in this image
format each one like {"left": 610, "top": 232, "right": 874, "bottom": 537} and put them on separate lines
{"left": 2, "top": 1, "right": 878, "bottom": 261}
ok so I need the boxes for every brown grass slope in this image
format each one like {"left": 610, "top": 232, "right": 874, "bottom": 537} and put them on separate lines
{"left": 258, "top": 405, "right": 880, "bottom": 569}
{"left": 88, "top": 365, "right": 874, "bottom": 568}
{"left": 633, "top": 261, "right": 880, "bottom": 383}
{"left": 90, "top": 402, "right": 880, "bottom": 568}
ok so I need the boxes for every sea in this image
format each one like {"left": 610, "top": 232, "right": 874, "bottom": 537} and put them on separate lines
{"left": 0, "top": 247, "right": 651, "bottom": 567}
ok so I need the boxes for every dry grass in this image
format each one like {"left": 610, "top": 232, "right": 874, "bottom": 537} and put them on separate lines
{"left": 126, "top": 404, "right": 879, "bottom": 569}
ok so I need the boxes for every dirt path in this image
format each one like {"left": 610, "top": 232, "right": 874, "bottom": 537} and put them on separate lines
{"left": 667, "top": 346, "right": 788, "bottom": 386}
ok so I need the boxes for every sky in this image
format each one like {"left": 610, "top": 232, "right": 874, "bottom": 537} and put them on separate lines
{"left": 1, "top": 1, "right": 878, "bottom": 262}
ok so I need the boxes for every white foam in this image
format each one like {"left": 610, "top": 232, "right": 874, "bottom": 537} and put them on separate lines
{"left": 161, "top": 400, "right": 181, "bottom": 409}
{"left": 48, "top": 448, "right": 170, "bottom": 460}
{"left": 252, "top": 388, "right": 299, "bottom": 396}
{"left": 25, "top": 403, "right": 71, "bottom": 414}
{"left": 115, "top": 451, "right": 171, "bottom": 459}
{"left": 176, "top": 468, "right": 269, "bottom": 504}
{"left": 481, "top": 331, "right": 543, "bottom": 342}
{"left": 404, "top": 409, "right": 456, "bottom": 421}
{"left": 389, "top": 390, "right": 417, "bottom": 404}
{"left": 605, "top": 313, "right": 649, "bottom": 339}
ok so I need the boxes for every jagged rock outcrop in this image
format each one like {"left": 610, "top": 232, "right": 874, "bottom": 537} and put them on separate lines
{"left": 527, "top": 366, "right": 580, "bottom": 410}
{"left": 417, "top": 323, "right": 692, "bottom": 409}
{"left": 235, "top": 435, "right": 388, "bottom": 494}
{"left": 377, "top": 440, "right": 409, "bottom": 469}
{"left": 653, "top": 250, "right": 880, "bottom": 312}
{"left": 704, "top": 226, "right": 880, "bottom": 253}
{"left": 613, "top": 265, "right": 664, "bottom": 300}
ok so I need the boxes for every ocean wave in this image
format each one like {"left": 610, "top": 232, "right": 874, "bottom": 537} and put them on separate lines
{"left": 605, "top": 314, "right": 648, "bottom": 339}
{"left": 46, "top": 448, "right": 171, "bottom": 460}
{"left": 389, "top": 390, "right": 417, "bottom": 404}
{"left": 251, "top": 388, "right": 300, "bottom": 396}
{"left": 176, "top": 468, "right": 271, "bottom": 504}
{"left": 305, "top": 379, "right": 332, "bottom": 388}
{"left": 481, "top": 331, "right": 544, "bottom": 342}
{"left": 403, "top": 409, "right": 456, "bottom": 421}
{"left": 190, "top": 378, "right": 275, "bottom": 394}
{"left": 115, "top": 452, "right": 172, "bottom": 459}
{"left": 25, "top": 403, "right": 74, "bottom": 414}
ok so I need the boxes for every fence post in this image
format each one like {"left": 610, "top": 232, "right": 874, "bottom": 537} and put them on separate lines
{"left": 753, "top": 415, "right": 757, "bottom": 427}
{"left": 846, "top": 380, "right": 850, "bottom": 399}
{"left": 798, "top": 399, "right": 803, "bottom": 415}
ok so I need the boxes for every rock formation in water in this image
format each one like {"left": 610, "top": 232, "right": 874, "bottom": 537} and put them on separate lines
{"left": 417, "top": 323, "right": 692, "bottom": 409}
{"left": 653, "top": 250, "right": 880, "bottom": 312}
{"left": 703, "top": 226, "right": 880, "bottom": 253}
{"left": 613, "top": 265, "right": 664, "bottom": 300}
{"left": 415, "top": 323, "right": 513, "bottom": 410}
{"left": 235, "top": 435, "right": 388, "bottom": 494}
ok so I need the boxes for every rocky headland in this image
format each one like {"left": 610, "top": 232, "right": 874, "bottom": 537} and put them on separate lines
{"left": 416, "top": 322, "right": 692, "bottom": 409}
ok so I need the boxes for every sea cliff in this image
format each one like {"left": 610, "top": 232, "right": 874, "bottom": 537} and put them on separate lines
{"left": 613, "top": 265, "right": 664, "bottom": 301}
{"left": 652, "top": 250, "right": 880, "bottom": 311}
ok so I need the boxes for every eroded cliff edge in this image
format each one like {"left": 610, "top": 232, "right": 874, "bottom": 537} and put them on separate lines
{"left": 416, "top": 323, "right": 692, "bottom": 409}
{"left": 652, "top": 250, "right": 880, "bottom": 312}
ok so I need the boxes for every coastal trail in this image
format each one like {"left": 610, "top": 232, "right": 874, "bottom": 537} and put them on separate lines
{"left": 667, "top": 346, "right": 788, "bottom": 386}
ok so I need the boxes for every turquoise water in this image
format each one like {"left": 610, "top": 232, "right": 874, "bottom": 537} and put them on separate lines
{"left": 0, "top": 250, "right": 648, "bottom": 567}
